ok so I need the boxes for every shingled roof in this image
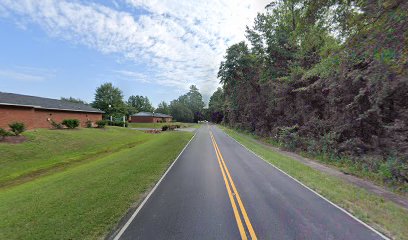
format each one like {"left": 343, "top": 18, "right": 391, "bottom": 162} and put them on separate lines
{"left": 131, "top": 112, "right": 172, "bottom": 118}
{"left": 0, "top": 92, "right": 103, "bottom": 113}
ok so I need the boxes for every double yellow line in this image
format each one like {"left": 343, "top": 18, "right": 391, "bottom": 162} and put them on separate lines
{"left": 209, "top": 131, "right": 257, "bottom": 240}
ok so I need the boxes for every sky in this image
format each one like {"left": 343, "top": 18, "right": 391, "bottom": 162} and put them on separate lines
{"left": 0, "top": 0, "right": 269, "bottom": 106}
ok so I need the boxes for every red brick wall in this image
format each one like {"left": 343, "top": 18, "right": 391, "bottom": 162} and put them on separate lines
{"left": 0, "top": 105, "right": 35, "bottom": 129}
{"left": 128, "top": 116, "right": 173, "bottom": 123}
{"left": 0, "top": 105, "right": 102, "bottom": 130}
{"left": 129, "top": 116, "right": 159, "bottom": 123}
{"left": 34, "top": 109, "right": 102, "bottom": 128}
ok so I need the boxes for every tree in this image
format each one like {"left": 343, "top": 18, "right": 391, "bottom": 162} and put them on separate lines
{"left": 156, "top": 101, "right": 170, "bottom": 114}
{"left": 216, "top": 0, "right": 408, "bottom": 185}
{"left": 127, "top": 95, "right": 154, "bottom": 115}
{"left": 169, "top": 100, "right": 194, "bottom": 122}
{"left": 60, "top": 97, "right": 87, "bottom": 105}
{"left": 92, "top": 83, "right": 126, "bottom": 117}
{"left": 177, "top": 85, "right": 205, "bottom": 122}
{"left": 208, "top": 87, "right": 224, "bottom": 123}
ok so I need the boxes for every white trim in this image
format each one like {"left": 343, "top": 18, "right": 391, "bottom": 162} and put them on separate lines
{"left": 113, "top": 132, "right": 197, "bottom": 240}
{"left": 220, "top": 127, "right": 390, "bottom": 240}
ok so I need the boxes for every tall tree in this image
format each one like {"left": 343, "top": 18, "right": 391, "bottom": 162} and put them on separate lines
{"left": 169, "top": 100, "right": 194, "bottom": 122}
{"left": 156, "top": 101, "right": 170, "bottom": 114}
{"left": 216, "top": 0, "right": 408, "bottom": 184}
{"left": 177, "top": 85, "right": 205, "bottom": 122}
{"left": 208, "top": 87, "right": 224, "bottom": 123}
{"left": 92, "top": 83, "right": 126, "bottom": 117}
{"left": 127, "top": 95, "right": 154, "bottom": 114}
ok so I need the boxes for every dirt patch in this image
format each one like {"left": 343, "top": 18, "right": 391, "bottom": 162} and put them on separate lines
{"left": 0, "top": 135, "right": 27, "bottom": 144}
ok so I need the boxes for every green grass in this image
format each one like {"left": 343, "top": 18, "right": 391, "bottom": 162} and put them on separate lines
{"left": 221, "top": 126, "right": 408, "bottom": 240}
{"left": 0, "top": 127, "right": 154, "bottom": 187}
{"left": 128, "top": 122, "right": 200, "bottom": 129}
{"left": 0, "top": 130, "right": 193, "bottom": 239}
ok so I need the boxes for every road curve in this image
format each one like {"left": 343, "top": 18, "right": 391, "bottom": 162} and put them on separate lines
{"left": 115, "top": 125, "right": 386, "bottom": 240}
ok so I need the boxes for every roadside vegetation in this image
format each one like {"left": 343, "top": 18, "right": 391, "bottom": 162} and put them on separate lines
{"left": 0, "top": 129, "right": 193, "bottom": 239}
{"left": 209, "top": 1, "right": 408, "bottom": 190}
{"left": 222, "top": 126, "right": 408, "bottom": 240}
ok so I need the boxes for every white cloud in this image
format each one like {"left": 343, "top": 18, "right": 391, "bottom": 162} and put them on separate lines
{"left": 0, "top": 66, "right": 56, "bottom": 82}
{"left": 113, "top": 70, "right": 150, "bottom": 83}
{"left": 0, "top": 0, "right": 269, "bottom": 100}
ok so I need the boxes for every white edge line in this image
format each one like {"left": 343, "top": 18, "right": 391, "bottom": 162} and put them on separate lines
{"left": 219, "top": 127, "right": 390, "bottom": 240}
{"left": 113, "top": 132, "right": 197, "bottom": 240}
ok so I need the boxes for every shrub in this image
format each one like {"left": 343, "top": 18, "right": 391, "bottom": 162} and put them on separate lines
{"left": 162, "top": 125, "right": 169, "bottom": 131}
{"left": 108, "top": 120, "right": 128, "bottom": 127}
{"left": 169, "top": 125, "right": 176, "bottom": 131}
{"left": 0, "top": 128, "right": 12, "bottom": 139}
{"left": 175, "top": 124, "right": 181, "bottom": 128}
{"left": 9, "top": 122, "right": 26, "bottom": 135}
{"left": 96, "top": 120, "right": 107, "bottom": 128}
{"left": 86, "top": 120, "right": 93, "bottom": 128}
{"left": 50, "top": 119, "right": 63, "bottom": 129}
{"left": 61, "top": 119, "right": 80, "bottom": 129}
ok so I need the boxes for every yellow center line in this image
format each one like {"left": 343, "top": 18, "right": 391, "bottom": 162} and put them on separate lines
{"left": 210, "top": 132, "right": 247, "bottom": 240}
{"left": 210, "top": 130, "right": 258, "bottom": 240}
{"left": 212, "top": 133, "right": 258, "bottom": 240}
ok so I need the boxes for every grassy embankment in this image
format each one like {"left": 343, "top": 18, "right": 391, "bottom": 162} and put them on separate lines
{"left": 128, "top": 122, "right": 200, "bottom": 129}
{"left": 0, "top": 127, "right": 193, "bottom": 239}
{"left": 221, "top": 126, "right": 408, "bottom": 240}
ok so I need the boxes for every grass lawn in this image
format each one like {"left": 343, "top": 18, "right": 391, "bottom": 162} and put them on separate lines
{"left": 221, "top": 126, "right": 408, "bottom": 240}
{"left": 128, "top": 122, "right": 200, "bottom": 129}
{"left": 0, "top": 127, "right": 155, "bottom": 187}
{"left": 0, "top": 128, "right": 193, "bottom": 239}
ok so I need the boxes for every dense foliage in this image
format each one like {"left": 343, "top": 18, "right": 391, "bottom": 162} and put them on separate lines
{"left": 61, "top": 119, "right": 80, "bottom": 129}
{"left": 155, "top": 101, "right": 170, "bottom": 114}
{"left": 214, "top": 0, "right": 407, "bottom": 185}
{"left": 127, "top": 95, "right": 155, "bottom": 114}
{"left": 8, "top": 122, "right": 26, "bottom": 136}
{"left": 92, "top": 83, "right": 127, "bottom": 117}
{"left": 169, "top": 85, "right": 205, "bottom": 122}
{"left": 96, "top": 120, "right": 107, "bottom": 128}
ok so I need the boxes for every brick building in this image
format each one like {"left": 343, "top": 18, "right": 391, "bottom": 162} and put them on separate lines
{"left": 0, "top": 92, "right": 103, "bottom": 130}
{"left": 129, "top": 112, "right": 172, "bottom": 123}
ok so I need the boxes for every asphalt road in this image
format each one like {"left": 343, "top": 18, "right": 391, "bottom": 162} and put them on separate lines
{"left": 115, "top": 125, "right": 386, "bottom": 240}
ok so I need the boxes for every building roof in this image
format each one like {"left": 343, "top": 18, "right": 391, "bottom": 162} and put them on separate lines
{"left": 0, "top": 92, "right": 104, "bottom": 113}
{"left": 131, "top": 112, "right": 172, "bottom": 118}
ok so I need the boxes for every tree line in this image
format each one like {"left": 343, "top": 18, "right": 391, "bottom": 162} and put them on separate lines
{"left": 208, "top": 0, "right": 407, "bottom": 185}
{"left": 62, "top": 83, "right": 206, "bottom": 123}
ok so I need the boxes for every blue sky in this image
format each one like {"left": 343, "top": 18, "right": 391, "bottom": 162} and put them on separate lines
{"left": 0, "top": 0, "right": 268, "bottom": 106}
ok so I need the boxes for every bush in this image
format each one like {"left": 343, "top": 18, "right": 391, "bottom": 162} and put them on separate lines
{"left": 9, "top": 122, "right": 26, "bottom": 135}
{"left": 276, "top": 125, "right": 300, "bottom": 151}
{"left": 61, "top": 119, "right": 80, "bottom": 129}
{"left": 50, "top": 119, "right": 63, "bottom": 129}
{"left": 86, "top": 120, "right": 93, "bottom": 128}
{"left": 96, "top": 120, "right": 107, "bottom": 128}
{"left": 162, "top": 125, "right": 169, "bottom": 131}
{"left": 169, "top": 125, "right": 176, "bottom": 131}
{"left": 108, "top": 120, "right": 128, "bottom": 127}
{"left": 175, "top": 124, "right": 181, "bottom": 128}
{"left": 0, "top": 128, "right": 13, "bottom": 139}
